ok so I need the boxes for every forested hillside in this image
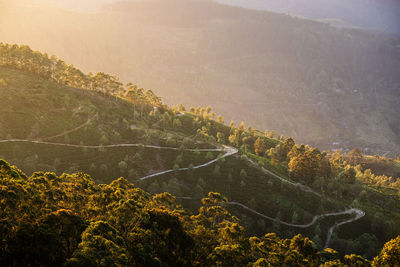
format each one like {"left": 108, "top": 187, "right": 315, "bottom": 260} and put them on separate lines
{"left": 0, "top": 44, "right": 399, "bottom": 262}
{"left": 2, "top": 0, "right": 400, "bottom": 156}
{"left": 1, "top": 159, "right": 400, "bottom": 266}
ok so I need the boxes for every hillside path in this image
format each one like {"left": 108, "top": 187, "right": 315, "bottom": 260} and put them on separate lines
{"left": 323, "top": 208, "right": 365, "bottom": 249}
{"left": 39, "top": 113, "right": 98, "bottom": 141}
{"left": 233, "top": 158, "right": 365, "bottom": 248}
{"left": 0, "top": 139, "right": 237, "bottom": 180}
{"left": 138, "top": 145, "right": 237, "bottom": 180}
{"left": 227, "top": 201, "right": 364, "bottom": 229}
{"left": 246, "top": 157, "right": 321, "bottom": 197}
{"left": 0, "top": 139, "right": 222, "bottom": 151}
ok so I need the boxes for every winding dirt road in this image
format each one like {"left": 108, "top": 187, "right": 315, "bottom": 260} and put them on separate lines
{"left": 0, "top": 139, "right": 237, "bottom": 180}
{"left": 246, "top": 157, "right": 321, "bottom": 197}
{"left": 228, "top": 201, "right": 364, "bottom": 229}
{"left": 235, "top": 159, "right": 365, "bottom": 248}
{"left": 175, "top": 198, "right": 364, "bottom": 245}
{"left": 0, "top": 139, "right": 221, "bottom": 151}
{"left": 139, "top": 145, "right": 237, "bottom": 180}
{"left": 323, "top": 208, "right": 365, "bottom": 249}
{"left": 0, "top": 138, "right": 364, "bottom": 248}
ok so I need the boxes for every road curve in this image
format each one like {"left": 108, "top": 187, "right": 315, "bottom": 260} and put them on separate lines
{"left": 139, "top": 145, "right": 238, "bottom": 180}
{"left": 227, "top": 202, "right": 364, "bottom": 230}
{"left": 0, "top": 139, "right": 237, "bottom": 180}
{"left": 323, "top": 208, "right": 365, "bottom": 249}
{"left": 0, "top": 139, "right": 222, "bottom": 151}
{"left": 236, "top": 159, "right": 366, "bottom": 247}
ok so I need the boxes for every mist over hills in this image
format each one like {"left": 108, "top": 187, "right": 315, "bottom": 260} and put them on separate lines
{"left": 216, "top": 0, "right": 400, "bottom": 34}
{"left": 1, "top": 0, "right": 400, "bottom": 156}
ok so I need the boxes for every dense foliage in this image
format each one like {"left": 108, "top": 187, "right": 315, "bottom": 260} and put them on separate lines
{"left": 1, "top": 159, "right": 399, "bottom": 266}
{"left": 0, "top": 43, "right": 163, "bottom": 109}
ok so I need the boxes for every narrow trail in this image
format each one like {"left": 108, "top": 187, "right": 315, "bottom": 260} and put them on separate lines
{"left": 39, "top": 113, "right": 98, "bottom": 141}
{"left": 246, "top": 158, "right": 321, "bottom": 197}
{"left": 240, "top": 158, "right": 365, "bottom": 247}
{"left": 175, "top": 197, "right": 364, "bottom": 236}
{"left": 228, "top": 201, "right": 364, "bottom": 230}
{"left": 0, "top": 139, "right": 222, "bottom": 151}
{"left": 323, "top": 209, "right": 365, "bottom": 249}
{"left": 0, "top": 139, "right": 237, "bottom": 180}
{"left": 138, "top": 145, "right": 237, "bottom": 180}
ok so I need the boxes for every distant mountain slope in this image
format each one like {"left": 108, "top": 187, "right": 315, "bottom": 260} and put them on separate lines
{"left": 1, "top": 0, "right": 399, "bottom": 156}
{"left": 216, "top": 0, "right": 400, "bottom": 34}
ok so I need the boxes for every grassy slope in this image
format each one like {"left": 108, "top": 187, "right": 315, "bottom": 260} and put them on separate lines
{"left": 3, "top": 0, "right": 400, "bottom": 156}
{"left": 1, "top": 67, "right": 400, "bottom": 258}
{"left": 0, "top": 67, "right": 216, "bottom": 182}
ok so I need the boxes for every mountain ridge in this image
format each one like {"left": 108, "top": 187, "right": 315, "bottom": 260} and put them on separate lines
{"left": 2, "top": 0, "right": 399, "bottom": 156}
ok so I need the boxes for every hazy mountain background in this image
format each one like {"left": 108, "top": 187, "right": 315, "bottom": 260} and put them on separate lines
{"left": 1, "top": 0, "right": 399, "bottom": 155}
{"left": 216, "top": 0, "right": 400, "bottom": 34}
